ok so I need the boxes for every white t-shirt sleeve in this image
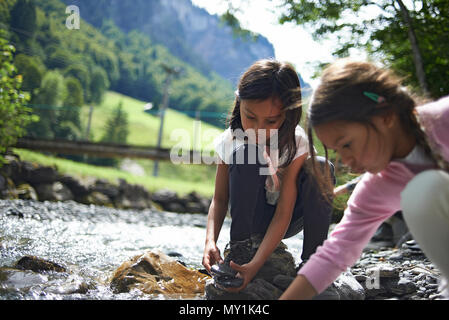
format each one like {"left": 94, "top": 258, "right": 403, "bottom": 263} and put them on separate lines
{"left": 291, "top": 125, "right": 312, "bottom": 162}
{"left": 213, "top": 128, "right": 244, "bottom": 164}
{"left": 213, "top": 128, "right": 229, "bottom": 163}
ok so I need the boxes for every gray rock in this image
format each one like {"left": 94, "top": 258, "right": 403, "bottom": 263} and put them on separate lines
{"left": 16, "top": 183, "right": 38, "bottom": 201}
{"left": 59, "top": 175, "right": 90, "bottom": 196}
{"left": 390, "top": 278, "right": 417, "bottom": 295}
{"left": 315, "top": 272, "right": 365, "bottom": 300}
{"left": 90, "top": 179, "right": 119, "bottom": 199}
{"left": 205, "top": 235, "right": 296, "bottom": 300}
{"left": 332, "top": 272, "right": 365, "bottom": 300}
{"left": 366, "top": 263, "right": 399, "bottom": 278}
{"left": 34, "top": 182, "right": 74, "bottom": 202}
{"left": 15, "top": 255, "right": 67, "bottom": 273}
{"left": 206, "top": 236, "right": 365, "bottom": 300}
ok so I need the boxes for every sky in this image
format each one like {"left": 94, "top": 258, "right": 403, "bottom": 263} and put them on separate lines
{"left": 191, "top": 0, "right": 338, "bottom": 88}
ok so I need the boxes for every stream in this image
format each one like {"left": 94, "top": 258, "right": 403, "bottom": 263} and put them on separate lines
{"left": 0, "top": 199, "right": 303, "bottom": 300}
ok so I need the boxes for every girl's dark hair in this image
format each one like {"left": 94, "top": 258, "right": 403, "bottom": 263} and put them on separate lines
{"left": 228, "top": 59, "right": 303, "bottom": 167}
{"left": 307, "top": 58, "right": 449, "bottom": 195}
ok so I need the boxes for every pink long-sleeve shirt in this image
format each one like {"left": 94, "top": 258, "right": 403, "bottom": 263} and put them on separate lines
{"left": 299, "top": 95, "right": 449, "bottom": 294}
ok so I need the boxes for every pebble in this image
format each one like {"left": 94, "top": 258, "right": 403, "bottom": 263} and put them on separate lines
{"left": 351, "top": 239, "right": 446, "bottom": 300}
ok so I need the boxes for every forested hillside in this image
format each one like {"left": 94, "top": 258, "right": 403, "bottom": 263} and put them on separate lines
{"left": 62, "top": 0, "right": 276, "bottom": 83}
{"left": 0, "top": 0, "right": 240, "bottom": 140}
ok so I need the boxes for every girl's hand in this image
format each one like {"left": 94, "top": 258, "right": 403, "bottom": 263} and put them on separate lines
{"left": 202, "top": 241, "right": 223, "bottom": 273}
{"left": 224, "top": 260, "right": 260, "bottom": 293}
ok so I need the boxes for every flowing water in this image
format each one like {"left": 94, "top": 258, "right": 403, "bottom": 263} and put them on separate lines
{"left": 0, "top": 199, "right": 303, "bottom": 300}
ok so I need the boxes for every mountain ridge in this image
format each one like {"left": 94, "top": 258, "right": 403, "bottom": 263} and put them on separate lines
{"left": 64, "top": 0, "right": 276, "bottom": 83}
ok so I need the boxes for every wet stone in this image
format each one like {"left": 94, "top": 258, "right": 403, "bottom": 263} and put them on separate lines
{"left": 15, "top": 256, "right": 67, "bottom": 273}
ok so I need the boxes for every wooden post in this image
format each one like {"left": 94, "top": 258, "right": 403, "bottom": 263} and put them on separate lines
{"left": 85, "top": 104, "right": 94, "bottom": 141}
{"left": 153, "top": 64, "right": 181, "bottom": 177}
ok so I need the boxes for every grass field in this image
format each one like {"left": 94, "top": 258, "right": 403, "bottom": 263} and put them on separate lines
{"left": 79, "top": 91, "right": 226, "bottom": 150}
{"left": 18, "top": 90, "right": 356, "bottom": 210}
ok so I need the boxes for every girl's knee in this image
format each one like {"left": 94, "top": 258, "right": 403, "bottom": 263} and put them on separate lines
{"left": 401, "top": 170, "right": 449, "bottom": 223}
{"left": 301, "top": 156, "right": 336, "bottom": 187}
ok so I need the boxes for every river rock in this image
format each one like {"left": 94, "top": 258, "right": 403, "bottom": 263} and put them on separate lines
{"left": 205, "top": 236, "right": 296, "bottom": 300}
{"left": 0, "top": 154, "right": 22, "bottom": 183}
{"left": 183, "top": 191, "right": 211, "bottom": 214}
{"left": 0, "top": 175, "right": 17, "bottom": 199}
{"left": 351, "top": 240, "right": 447, "bottom": 300}
{"left": 59, "top": 175, "right": 90, "bottom": 197}
{"left": 80, "top": 191, "right": 113, "bottom": 207}
{"left": 151, "top": 189, "right": 185, "bottom": 212}
{"left": 205, "top": 235, "right": 365, "bottom": 300}
{"left": 1, "top": 154, "right": 212, "bottom": 213}
{"left": 0, "top": 174, "right": 7, "bottom": 193}
{"left": 16, "top": 183, "right": 38, "bottom": 201}
{"left": 34, "top": 181, "right": 74, "bottom": 202}
{"left": 114, "top": 178, "right": 153, "bottom": 210}
{"left": 110, "top": 250, "right": 210, "bottom": 297}
{"left": 15, "top": 255, "right": 67, "bottom": 273}
{"left": 205, "top": 238, "right": 365, "bottom": 300}
{"left": 89, "top": 179, "right": 119, "bottom": 199}
{"left": 150, "top": 189, "right": 211, "bottom": 214}
{"left": 320, "top": 271, "right": 365, "bottom": 300}
{"left": 21, "top": 162, "right": 60, "bottom": 185}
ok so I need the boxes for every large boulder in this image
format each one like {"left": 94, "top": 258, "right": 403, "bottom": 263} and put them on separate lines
{"left": 114, "top": 179, "right": 153, "bottom": 210}
{"left": 205, "top": 235, "right": 366, "bottom": 300}
{"left": 151, "top": 189, "right": 211, "bottom": 214}
{"left": 59, "top": 175, "right": 90, "bottom": 197}
{"left": 21, "top": 162, "right": 60, "bottom": 185}
{"left": 205, "top": 235, "right": 297, "bottom": 300}
{"left": 0, "top": 174, "right": 17, "bottom": 199}
{"left": 15, "top": 255, "right": 67, "bottom": 273}
{"left": 110, "top": 250, "right": 210, "bottom": 297}
{"left": 34, "top": 181, "right": 74, "bottom": 201}
{"left": 89, "top": 179, "right": 119, "bottom": 199}
{"left": 16, "top": 183, "right": 38, "bottom": 201}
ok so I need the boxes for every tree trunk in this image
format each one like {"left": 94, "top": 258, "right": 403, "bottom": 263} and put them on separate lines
{"left": 396, "top": 0, "right": 430, "bottom": 96}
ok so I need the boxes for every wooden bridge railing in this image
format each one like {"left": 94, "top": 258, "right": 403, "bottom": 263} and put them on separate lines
{"left": 14, "top": 136, "right": 217, "bottom": 164}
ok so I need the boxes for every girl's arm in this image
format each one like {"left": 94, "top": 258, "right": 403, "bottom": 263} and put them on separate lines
{"left": 226, "top": 153, "right": 308, "bottom": 292}
{"left": 203, "top": 162, "right": 229, "bottom": 272}
{"left": 284, "top": 164, "right": 410, "bottom": 297}
{"left": 279, "top": 274, "right": 317, "bottom": 299}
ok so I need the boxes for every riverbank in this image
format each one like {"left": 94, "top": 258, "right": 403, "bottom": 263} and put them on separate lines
{"left": 0, "top": 152, "right": 212, "bottom": 214}
{"left": 0, "top": 198, "right": 446, "bottom": 300}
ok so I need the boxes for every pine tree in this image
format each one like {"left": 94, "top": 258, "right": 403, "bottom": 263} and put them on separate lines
{"left": 10, "top": 0, "right": 36, "bottom": 42}
{"left": 101, "top": 101, "right": 129, "bottom": 144}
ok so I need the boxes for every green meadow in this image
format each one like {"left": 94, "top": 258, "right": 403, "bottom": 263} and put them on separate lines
{"left": 15, "top": 90, "right": 353, "bottom": 217}
{"left": 79, "top": 91, "right": 226, "bottom": 150}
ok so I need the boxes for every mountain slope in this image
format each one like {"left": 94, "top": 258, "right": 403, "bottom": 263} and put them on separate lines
{"left": 64, "top": 0, "right": 275, "bottom": 83}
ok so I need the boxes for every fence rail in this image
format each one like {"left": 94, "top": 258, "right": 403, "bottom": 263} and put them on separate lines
{"left": 14, "top": 137, "right": 217, "bottom": 164}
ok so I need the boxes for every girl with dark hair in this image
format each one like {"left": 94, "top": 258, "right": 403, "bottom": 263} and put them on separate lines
{"left": 202, "top": 59, "right": 335, "bottom": 293}
{"left": 281, "top": 59, "right": 449, "bottom": 299}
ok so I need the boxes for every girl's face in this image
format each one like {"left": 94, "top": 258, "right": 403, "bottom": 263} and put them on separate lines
{"left": 240, "top": 97, "right": 286, "bottom": 144}
{"left": 314, "top": 116, "right": 396, "bottom": 174}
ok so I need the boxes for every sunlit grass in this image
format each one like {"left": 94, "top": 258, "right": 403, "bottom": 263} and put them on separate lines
{"left": 13, "top": 148, "right": 215, "bottom": 197}
{"left": 79, "top": 91, "right": 224, "bottom": 150}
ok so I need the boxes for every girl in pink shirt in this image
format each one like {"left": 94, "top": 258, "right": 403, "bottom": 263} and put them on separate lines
{"left": 281, "top": 59, "right": 449, "bottom": 299}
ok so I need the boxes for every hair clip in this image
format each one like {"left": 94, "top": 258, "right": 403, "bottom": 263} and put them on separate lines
{"left": 363, "top": 91, "right": 386, "bottom": 103}
{"left": 234, "top": 90, "right": 240, "bottom": 98}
